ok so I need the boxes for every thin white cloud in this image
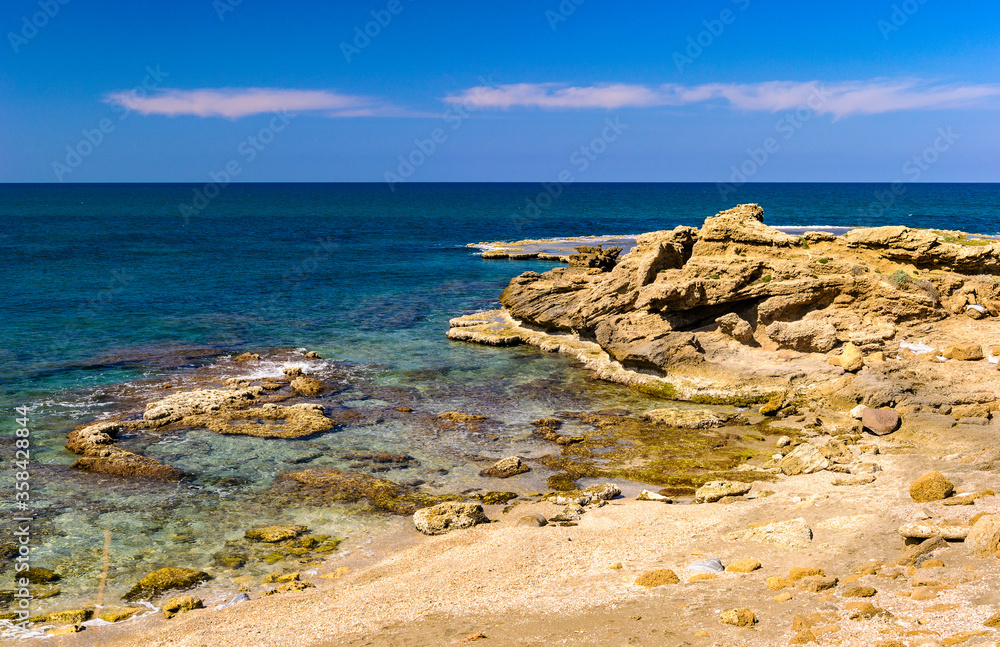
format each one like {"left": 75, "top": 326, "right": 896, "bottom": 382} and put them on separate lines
{"left": 103, "top": 88, "right": 412, "bottom": 118}
{"left": 445, "top": 80, "right": 1000, "bottom": 118}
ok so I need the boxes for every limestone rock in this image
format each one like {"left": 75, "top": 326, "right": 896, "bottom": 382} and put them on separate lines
{"left": 719, "top": 607, "right": 757, "bottom": 627}
{"left": 725, "top": 518, "right": 813, "bottom": 549}
{"left": 46, "top": 608, "right": 93, "bottom": 624}
{"left": 829, "top": 342, "right": 864, "bottom": 372}
{"left": 909, "top": 472, "right": 955, "bottom": 502}
{"left": 694, "top": 480, "right": 752, "bottom": 503}
{"left": 98, "top": 608, "right": 141, "bottom": 623}
{"left": 412, "top": 502, "right": 488, "bottom": 535}
{"left": 780, "top": 443, "right": 830, "bottom": 475}
{"left": 634, "top": 569, "right": 679, "bottom": 587}
{"left": 233, "top": 352, "right": 259, "bottom": 362}
{"left": 897, "top": 536, "right": 947, "bottom": 566}
{"left": 861, "top": 407, "right": 900, "bottom": 435}
{"left": 479, "top": 456, "right": 530, "bottom": 479}
{"left": 726, "top": 558, "right": 761, "bottom": 573}
{"left": 767, "top": 320, "right": 838, "bottom": 353}
{"left": 716, "top": 313, "right": 755, "bottom": 344}
{"left": 796, "top": 575, "right": 838, "bottom": 592}
{"left": 942, "top": 343, "right": 984, "bottom": 361}
{"left": 636, "top": 490, "right": 672, "bottom": 503}
{"left": 965, "top": 514, "right": 1000, "bottom": 558}
{"left": 122, "top": 567, "right": 211, "bottom": 602}
{"left": 899, "top": 520, "right": 969, "bottom": 540}
{"left": 546, "top": 483, "right": 621, "bottom": 506}
{"left": 162, "top": 596, "right": 203, "bottom": 619}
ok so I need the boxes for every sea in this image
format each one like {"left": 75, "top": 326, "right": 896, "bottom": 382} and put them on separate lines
{"left": 2, "top": 182, "right": 998, "bottom": 631}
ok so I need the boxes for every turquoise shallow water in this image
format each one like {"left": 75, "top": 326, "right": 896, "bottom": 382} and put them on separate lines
{"left": 2, "top": 182, "right": 999, "bottom": 629}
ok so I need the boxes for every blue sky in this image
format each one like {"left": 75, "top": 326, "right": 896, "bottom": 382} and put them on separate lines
{"left": 2, "top": 0, "right": 998, "bottom": 183}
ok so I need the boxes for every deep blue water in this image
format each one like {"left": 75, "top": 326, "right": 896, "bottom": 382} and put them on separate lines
{"left": 1, "top": 182, "right": 998, "bottom": 624}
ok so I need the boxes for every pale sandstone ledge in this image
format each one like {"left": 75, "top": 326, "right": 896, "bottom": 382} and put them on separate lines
{"left": 450, "top": 204, "right": 1000, "bottom": 417}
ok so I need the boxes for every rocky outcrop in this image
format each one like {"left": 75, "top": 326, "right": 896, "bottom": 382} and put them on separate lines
{"left": 452, "top": 203, "right": 1000, "bottom": 407}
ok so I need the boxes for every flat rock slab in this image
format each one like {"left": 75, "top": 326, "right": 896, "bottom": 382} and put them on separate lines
{"left": 861, "top": 407, "right": 901, "bottom": 435}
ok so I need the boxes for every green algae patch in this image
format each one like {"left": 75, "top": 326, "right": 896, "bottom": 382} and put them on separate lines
{"left": 537, "top": 411, "right": 775, "bottom": 497}
{"left": 630, "top": 381, "right": 677, "bottom": 400}
{"left": 688, "top": 393, "right": 772, "bottom": 407}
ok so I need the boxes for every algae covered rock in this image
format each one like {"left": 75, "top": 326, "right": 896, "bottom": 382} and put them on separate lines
{"left": 479, "top": 456, "right": 530, "bottom": 478}
{"left": 290, "top": 376, "right": 323, "bottom": 396}
{"left": 122, "top": 567, "right": 211, "bottom": 602}
{"left": 46, "top": 608, "right": 93, "bottom": 624}
{"left": 162, "top": 596, "right": 203, "bottom": 619}
{"left": 24, "top": 567, "right": 60, "bottom": 584}
{"left": 412, "top": 501, "right": 488, "bottom": 535}
{"left": 546, "top": 483, "right": 621, "bottom": 506}
{"left": 245, "top": 525, "right": 308, "bottom": 543}
{"left": 642, "top": 407, "right": 725, "bottom": 429}
{"left": 98, "top": 607, "right": 141, "bottom": 623}
{"left": 909, "top": 471, "right": 954, "bottom": 502}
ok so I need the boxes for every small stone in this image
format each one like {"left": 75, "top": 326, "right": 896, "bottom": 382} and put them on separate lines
{"left": 911, "top": 587, "right": 938, "bottom": 601}
{"left": 413, "top": 502, "right": 488, "bottom": 535}
{"left": 515, "top": 514, "right": 547, "bottom": 527}
{"left": 861, "top": 407, "right": 901, "bottom": 435}
{"left": 829, "top": 342, "right": 864, "bottom": 372}
{"left": 303, "top": 350, "right": 321, "bottom": 359}
{"left": 921, "top": 559, "right": 945, "bottom": 568}
{"left": 796, "top": 575, "right": 838, "bottom": 592}
{"left": 233, "top": 352, "right": 259, "bottom": 362}
{"left": 726, "top": 558, "right": 761, "bottom": 573}
{"left": 788, "top": 567, "right": 825, "bottom": 581}
{"left": 98, "top": 608, "right": 141, "bottom": 623}
{"left": 634, "top": 569, "right": 679, "bottom": 587}
{"left": 162, "top": 596, "right": 203, "bottom": 619}
{"left": 846, "top": 602, "right": 881, "bottom": 619}
{"left": 688, "top": 573, "right": 718, "bottom": 582}
{"left": 774, "top": 591, "right": 793, "bottom": 602}
{"left": 909, "top": 472, "right": 955, "bottom": 502}
{"left": 780, "top": 444, "right": 830, "bottom": 475}
{"left": 849, "top": 404, "right": 866, "bottom": 419}
{"left": 479, "top": 456, "right": 530, "bottom": 479}
{"left": 719, "top": 607, "right": 756, "bottom": 627}
{"left": 842, "top": 586, "right": 877, "bottom": 597}
{"left": 608, "top": 562, "right": 623, "bottom": 570}
{"left": 46, "top": 609, "right": 93, "bottom": 624}
{"left": 789, "top": 629, "right": 817, "bottom": 644}
{"left": 693, "top": 480, "right": 751, "bottom": 503}
{"left": 898, "top": 536, "right": 947, "bottom": 566}
{"left": 636, "top": 489, "right": 672, "bottom": 503}
{"left": 942, "top": 343, "right": 984, "bottom": 361}
{"left": 776, "top": 435, "right": 791, "bottom": 448}
{"left": 47, "top": 625, "right": 85, "bottom": 635}
{"left": 767, "top": 576, "right": 793, "bottom": 591}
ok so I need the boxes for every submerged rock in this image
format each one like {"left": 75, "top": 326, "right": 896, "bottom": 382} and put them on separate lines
{"left": 642, "top": 407, "right": 725, "bottom": 429}
{"left": 245, "top": 525, "right": 308, "bottom": 543}
{"left": 122, "top": 567, "right": 211, "bottom": 602}
{"left": 412, "top": 502, "right": 488, "bottom": 535}
{"left": 479, "top": 456, "right": 530, "bottom": 478}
